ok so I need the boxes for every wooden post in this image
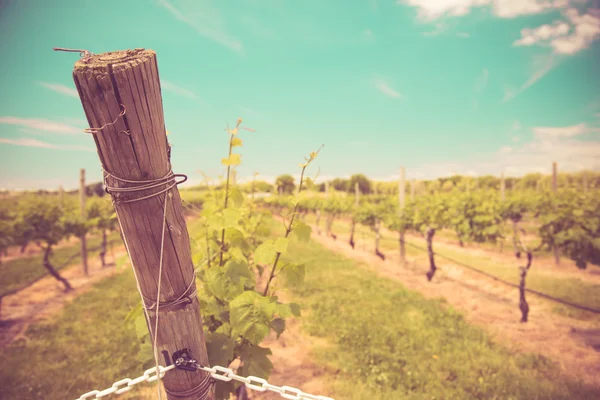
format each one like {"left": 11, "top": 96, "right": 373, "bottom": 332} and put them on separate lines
{"left": 552, "top": 162, "right": 558, "bottom": 192}
{"left": 80, "top": 168, "right": 88, "bottom": 276}
{"left": 72, "top": 49, "right": 212, "bottom": 400}
{"left": 58, "top": 185, "right": 64, "bottom": 206}
{"left": 252, "top": 172, "right": 258, "bottom": 199}
{"left": 500, "top": 172, "right": 505, "bottom": 201}
{"left": 552, "top": 161, "right": 560, "bottom": 265}
{"left": 398, "top": 167, "right": 406, "bottom": 264}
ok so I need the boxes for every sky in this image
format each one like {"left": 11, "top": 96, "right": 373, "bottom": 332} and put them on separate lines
{"left": 0, "top": 0, "right": 599, "bottom": 190}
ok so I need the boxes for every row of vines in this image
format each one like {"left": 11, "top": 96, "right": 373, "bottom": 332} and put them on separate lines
{"left": 260, "top": 187, "right": 600, "bottom": 271}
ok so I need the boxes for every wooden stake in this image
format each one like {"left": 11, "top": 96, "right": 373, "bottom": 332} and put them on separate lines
{"left": 398, "top": 167, "right": 406, "bottom": 264}
{"left": 72, "top": 49, "right": 212, "bottom": 400}
{"left": 552, "top": 161, "right": 560, "bottom": 266}
{"left": 552, "top": 161, "right": 558, "bottom": 192}
{"left": 58, "top": 185, "right": 64, "bottom": 207}
{"left": 80, "top": 168, "right": 88, "bottom": 276}
{"left": 399, "top": 167, "right": 406, "bottom": 210}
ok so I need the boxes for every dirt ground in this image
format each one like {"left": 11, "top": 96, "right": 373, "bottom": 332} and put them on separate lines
{"left": 309, "top": 223, "right": 600, "bottom": 390}
{"left": 0, "top": 249, "right": 126, "bottom": 348}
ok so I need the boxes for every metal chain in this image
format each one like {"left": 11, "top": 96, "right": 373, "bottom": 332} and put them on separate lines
{"left": 191, "top": 362, "right": 334, "bottom": 400}
{"left": 76, "top": 365, "right": 175, "bottom": 399}
{"left": 75, "top": 361, "right": 334, "bottom": 400}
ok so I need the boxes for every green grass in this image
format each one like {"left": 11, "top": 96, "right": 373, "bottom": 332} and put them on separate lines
{"left": 0, "top": 232, "right": 122, "bottom": 297}
{"left": 0, "top": 257, "right": 151, "bottom": 400}
{"left": 281, "top": 226, "right": 600, "bottom": 399}
{"left": 303, "top": 214, "right": 600, "bottom": 320}
{"left": 1, "top": 217, "right": 599, "bottom": 400}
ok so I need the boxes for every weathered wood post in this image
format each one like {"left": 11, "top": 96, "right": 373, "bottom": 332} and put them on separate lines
{"left": 398, "top": 166, "right": 406, "bottom": 264}
{"left": 80, "top": 168, "right": 89, "bottom": 275}
{"left": 349, "top": 182, "right": 358, "bottom": 248}
{"left": 58, "top": 185, "right": 64, "bottom": 207}
{"left": 552, "top": 161, "right": 560, "bottom": 265}
{"left": 500, "top": 172, "right": 505, "bottom": 202}
{"left": 72, "top": 49, "right": 212, "bottom": 400}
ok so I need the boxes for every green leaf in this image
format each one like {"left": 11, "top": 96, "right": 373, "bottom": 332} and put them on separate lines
{"left": 292, "top": 221, "right": 312, "bottom": 242}
{"left": 271, "top": 318, "right": 286, "bottom": 339}
{"left": 229, "top": 187, "right": 245, "bottom": 207}
{"left": 274, "top": 237, "right": 289, "bottom": 254}
{"left": 134, "top": 314, "right": 148, "bottom": 342}
{"left": 206, "top": 332, "right": 236, "bottom": 368}
{"left": 289, "top": 302, "right": 301, "bottom": 317}
{"left": 225, "top": 259, "right": 254, "bottom": 287}
{"left": 281, "top": 263, "right": 306, "bottom": 287}
{"left": 230, "top": 291, "right": 273, "bottom": 345}
{"left": 136, "top": 340, "right": 153, "bottom": 365}
{"left": 254, "top": 240, "right": 276, "bottom": 264}
{"left": 238, "top": 345, "right": 273, "bottom": 379}
{"left": 221, "top": 154, "right": 241, "bottom": 166}
{"left": 222, "top": 209, "right": 242, "bottom": 229}
{"left": 124, "top": 303, "right": 143, "bottom": 322}
{"left": 204, "top": 267, "right": 243, "bottom": 302}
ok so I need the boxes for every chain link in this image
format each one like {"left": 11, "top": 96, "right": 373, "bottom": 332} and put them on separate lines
{"left": 75, "top": 362, "right": 333, "bottom": 400}
{"left": 193, "top": 362, "right": 334, "bottom": 400}
{"left": 75, "top": 365, "right": 175, "bottom": 400}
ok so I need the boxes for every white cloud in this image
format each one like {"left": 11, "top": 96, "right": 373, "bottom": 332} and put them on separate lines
{"left": 37, "top": 82, "right": 78, "bottom": 98}
{"left": 161, "top": 80, "right": 201, "bottom": 100}
{"left": 0, "top": 117, "right": 82, "bottom": 134}
{"left": 503, "top": 53, "right": 557, "bottom": 102}
{"left": 398, "top": 0, "right": 570, "bottom": 21}
{"left": 158, "top": 0, "right": 243, "bottom": 53}
{"left": 374, "top": 78, "right": 402, "bottom": 98}
{"left": 514, "top": 21, "right": 571, "bottom": 46}
{"left": 0, "top": 137, "right": 94, "bottom": 152}
{"left": 514, "top": 8, "right": 600, "bottom": 54}
{"left": 400, "top": 1, "right": 600, "bottom": 56}
{"left": 532, "top": 123, "right": 600, "bottom": 137}
{"left": 407, "top": 122, "right": 600, "bottom": 179}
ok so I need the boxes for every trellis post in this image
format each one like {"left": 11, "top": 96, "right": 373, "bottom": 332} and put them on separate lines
{"left": 398, "top": 166, "right": 406, "bottom": 264}
{"left": 71, "top": 48, "right": 213, "bottom": 400}
{"left": 552, "top": 161, "right": 560, "bottom": 265}
{"left": 80, "top": 168, "right": 89, "bottom": 276}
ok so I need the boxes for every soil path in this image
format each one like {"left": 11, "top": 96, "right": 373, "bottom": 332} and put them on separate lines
{"left": 331, "top": 214, "right": 600, "bottom": 284}
{"left": 0, "top": 248, "right": 127, "bottom": 348}
{"left": 309, "top": 222, "right": 600, "bottom": 389}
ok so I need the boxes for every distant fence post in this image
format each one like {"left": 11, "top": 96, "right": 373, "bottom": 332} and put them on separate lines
{"left": 71, "top": 48, "right": 212, "bottom": 400}
{"left": 500, "top": 172, "right": 505, "bottom": 202}
{"left": 398, "top": 166, "right": 406, "bottom": 264}
{"left": 80, "top": 168, "right": 88, "bottom": 276}
{"left": 552, "top": 162, "right": 560, "bottom": 266}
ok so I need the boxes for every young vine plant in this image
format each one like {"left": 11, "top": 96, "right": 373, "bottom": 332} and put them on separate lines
{"left": 127, "top": 118, "right": 322, "bottom": 400}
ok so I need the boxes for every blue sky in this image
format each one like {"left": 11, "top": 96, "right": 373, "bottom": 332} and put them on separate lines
{"left": 1, "top": 0, "right": 599, "bottom": 190}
